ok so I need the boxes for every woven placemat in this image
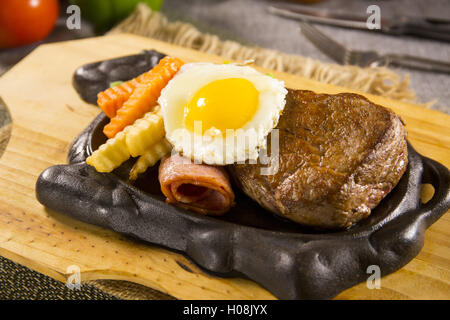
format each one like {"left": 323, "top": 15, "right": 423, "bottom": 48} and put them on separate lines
{"left": 0, "top": 4, "right": 429, "bottom": 300}
{"left": 87, "top": 280, "right": 175, "bottom": 300}
{"left": 109, "top": 4, "right": 422, "bottom": 104}
{"left": 0, "top": 256, "right": 118, "bottom": 300}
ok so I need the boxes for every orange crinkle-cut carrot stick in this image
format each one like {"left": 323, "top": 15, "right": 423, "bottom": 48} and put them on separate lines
{"left": 103, "top": 56, "right": 184, "bottom": 139}
{"left": 97, "top": 56, "right": 184, "bottom": 119}
{"left": 98, "top": 69, "right": 148, "bottom": 118}
{"left": 97, "top": 83, "right": 132, "bottom": 118}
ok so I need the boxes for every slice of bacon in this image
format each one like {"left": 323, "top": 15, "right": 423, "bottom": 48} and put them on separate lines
{"left": 158, "top": 154, "right": 235, "bottom": 215}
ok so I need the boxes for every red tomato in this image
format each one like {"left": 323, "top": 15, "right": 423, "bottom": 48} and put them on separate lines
{"left": 0, "top": 0, "right": 59, "bottom": 48}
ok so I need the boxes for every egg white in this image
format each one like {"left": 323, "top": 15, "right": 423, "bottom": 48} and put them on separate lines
{"left": 158, "top": 63, "right": 287, "bottom": 165}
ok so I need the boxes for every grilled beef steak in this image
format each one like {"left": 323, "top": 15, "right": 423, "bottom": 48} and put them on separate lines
{"left": 230, "top": 90, "right": 408, "bottom": 229}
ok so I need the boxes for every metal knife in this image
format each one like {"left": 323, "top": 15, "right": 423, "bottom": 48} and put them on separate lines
{"left": 268, "top": 3, "right": 450, "bottom": 42}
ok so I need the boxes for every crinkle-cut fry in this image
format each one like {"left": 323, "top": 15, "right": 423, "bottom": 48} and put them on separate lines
{"left": 126, "top": 106, "right": 165, "bottom": 157}
{"left": 129, "top": 138, "right": 172, "bottom": 181}
{"left": 103, "top": 56, "right": 184, "bottom": 138}
{"left": 86, "top": 127, "right": 132, "bottom": 173}
{"left": 87, "top": 106, "right": 165, "bottom": 173}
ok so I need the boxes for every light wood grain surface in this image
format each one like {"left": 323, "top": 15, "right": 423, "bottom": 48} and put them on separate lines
{"left": 0, "top": 34, "right": 448, "bottom": 300}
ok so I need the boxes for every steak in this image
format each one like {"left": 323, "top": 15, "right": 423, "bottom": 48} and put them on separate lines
{"left": 230, "top": 90, "right": 408, "bottom": 229}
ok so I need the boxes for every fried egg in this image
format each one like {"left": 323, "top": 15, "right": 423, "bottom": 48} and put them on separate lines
{"left": 158, "top": 62, "right": 287, "bottom": 165}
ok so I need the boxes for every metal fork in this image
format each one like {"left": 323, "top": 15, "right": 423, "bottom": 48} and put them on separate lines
{"left": 299, "top": 22, "right": 450, "bottom": 74}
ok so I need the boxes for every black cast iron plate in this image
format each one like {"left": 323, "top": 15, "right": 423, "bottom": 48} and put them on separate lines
{"left": 36, "top": 51, "right": 450, "bottom": 299}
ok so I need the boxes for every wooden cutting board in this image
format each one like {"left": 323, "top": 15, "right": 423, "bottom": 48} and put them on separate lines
{"left": 0, "top": 33, "right": 448, "bottom": 300}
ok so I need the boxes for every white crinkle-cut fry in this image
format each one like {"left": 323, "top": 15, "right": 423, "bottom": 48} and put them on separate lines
{"left": 86, "top": 127, "right": 132, "bottom": 173}
{"left": 86, "top": 106, "right": 166, "bottom": 173}
{"left": 126, "top": 106, "right": 165, "bottom": 157}
{"left": 129, "top": 138, "right": 172, "bottom": 181}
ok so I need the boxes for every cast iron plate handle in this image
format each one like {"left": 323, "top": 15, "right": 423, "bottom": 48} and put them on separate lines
{"left": 72, "top": 50, "right": 166, "bottom": 105}
{"left": 36, "top": 51, "right": 450, "bottom": 299}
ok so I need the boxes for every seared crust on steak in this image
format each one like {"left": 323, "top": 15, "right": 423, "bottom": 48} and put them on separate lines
{"left": 230, "top": 90, "right": 408, "bottom": 229}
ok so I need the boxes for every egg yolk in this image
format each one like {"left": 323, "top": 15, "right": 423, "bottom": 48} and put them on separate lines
{"left": 184, "top": 78, "right": 259, "bottom": 134}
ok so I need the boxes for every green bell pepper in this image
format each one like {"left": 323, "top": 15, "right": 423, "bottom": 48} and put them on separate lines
{"left": 71, "top": 0, "right": 163, "bottom": 32}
